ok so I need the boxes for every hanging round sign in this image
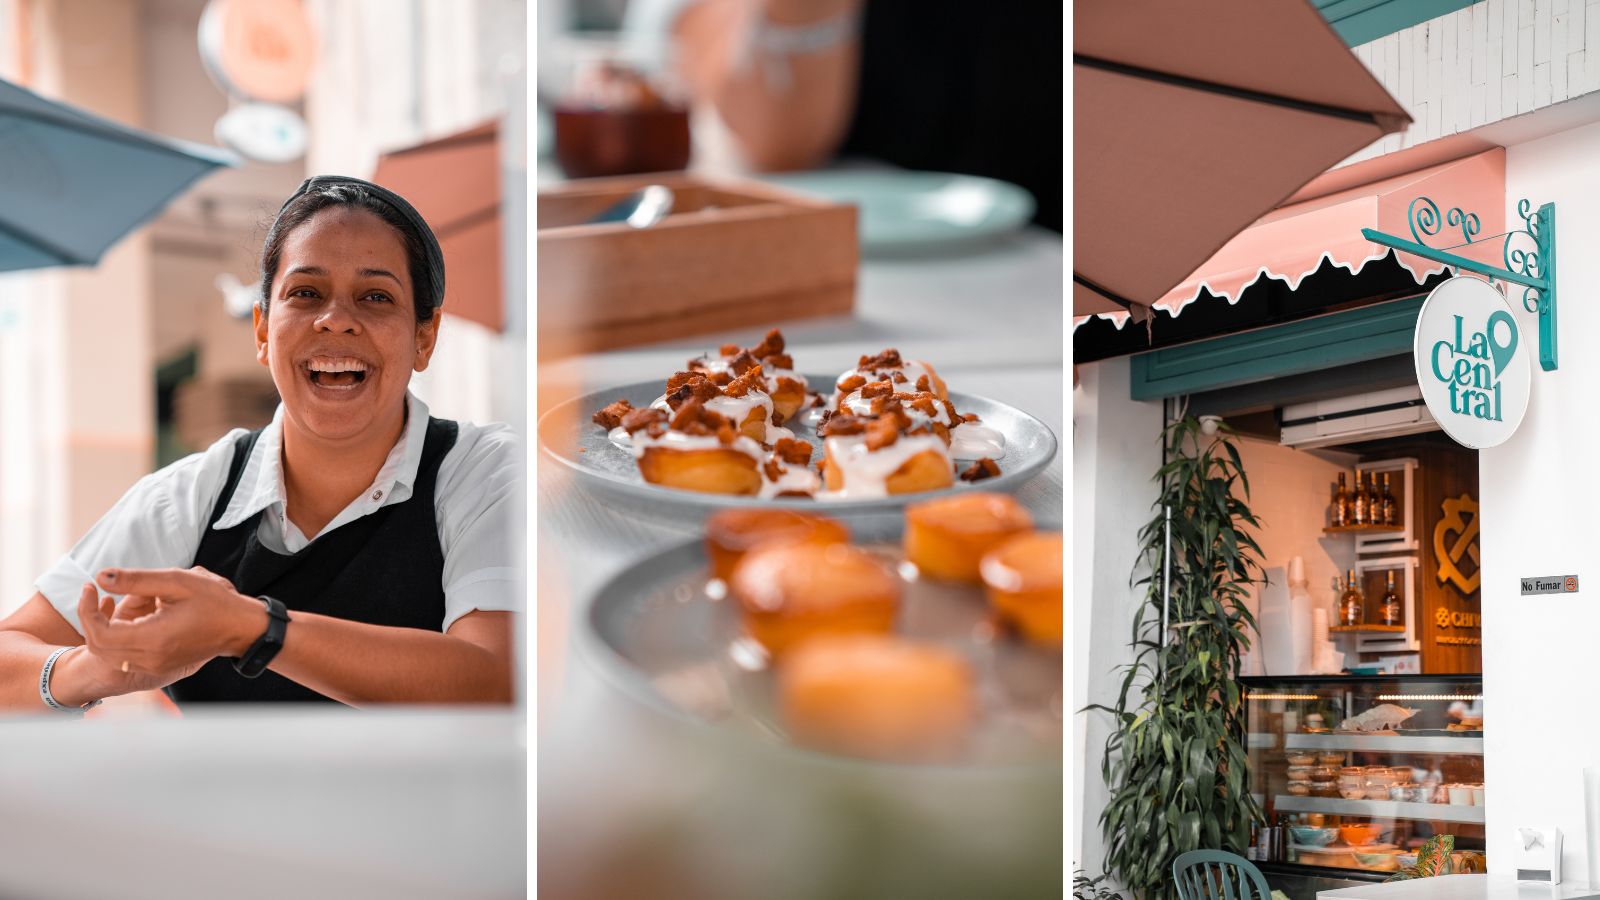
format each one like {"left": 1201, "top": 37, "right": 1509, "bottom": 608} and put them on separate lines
{"left": 198, "top": 0, "right": 317, "bottom": 104}
{"left": 214, "top": 102, "right": 307, "bottom": 163}
{"left": 1413, "top": 276, "right": 1531, "bottom": 449}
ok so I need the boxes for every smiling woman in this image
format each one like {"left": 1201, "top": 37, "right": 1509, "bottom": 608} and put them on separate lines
{"left": 0, "top": 176, "right": 520, "bottom": 710}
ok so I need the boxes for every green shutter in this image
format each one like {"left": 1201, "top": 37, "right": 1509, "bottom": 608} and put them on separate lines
{"left": 1129, "top": 297, "right": 1424, "bottom": 401}
{"left": 1315, "top": 0, "right": 1481, "bottom": 47}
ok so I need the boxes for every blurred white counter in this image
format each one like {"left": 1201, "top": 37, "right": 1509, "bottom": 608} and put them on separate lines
{"left": 1320, "top": 875, "right": 1600, "bottom": 900}
{"left": 0, "top": 707, "right": 525, "bottom": 900}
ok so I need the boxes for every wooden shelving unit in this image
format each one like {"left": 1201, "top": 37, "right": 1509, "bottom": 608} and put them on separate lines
{"left": 1329, "top": 624, "right": 1406, "bottom": 633}
{"left": 1323, "top": 524, "right": 1403, "bottom": 535}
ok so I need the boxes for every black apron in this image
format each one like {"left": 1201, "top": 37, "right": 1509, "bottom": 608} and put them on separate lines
{"left": 165, "top": 418, "right": 459, "bottom": 705}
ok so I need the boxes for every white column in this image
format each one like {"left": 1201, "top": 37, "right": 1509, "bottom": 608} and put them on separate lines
{"left": 1072, "top": 357, "right": 1163, "bottom": 880}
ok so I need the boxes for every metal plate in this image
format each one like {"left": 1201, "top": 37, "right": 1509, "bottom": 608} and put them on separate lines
{"left": 581, "top": 516, "right": 1063, "bottom": 767}
{"left": 538, "top": 375, "right": 1057, "bottom": 520}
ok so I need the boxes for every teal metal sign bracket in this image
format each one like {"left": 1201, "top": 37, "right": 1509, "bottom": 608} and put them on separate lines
{"left": 1361, "top": 197, "right": 1557, "bottom": 371}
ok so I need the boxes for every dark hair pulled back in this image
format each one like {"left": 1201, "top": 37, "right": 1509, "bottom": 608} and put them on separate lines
{"left": 259, "top": 180, "right": 443, "bottom": 325}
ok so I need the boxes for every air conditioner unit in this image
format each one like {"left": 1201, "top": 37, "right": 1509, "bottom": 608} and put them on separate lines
{"left": 1280, "top": 385, "right": 1436, "bottom": 448}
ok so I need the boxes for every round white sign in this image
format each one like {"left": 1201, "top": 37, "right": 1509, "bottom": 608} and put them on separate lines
{"left": 1413, "top": 276, "right": 1531, "bottom": 449}
{"left": 214, "top": 103, "right": 306, "bottom": 164}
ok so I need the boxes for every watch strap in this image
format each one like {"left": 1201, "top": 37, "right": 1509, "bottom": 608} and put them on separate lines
{"left": 232, "top": 595, "right": 289, "bottom": 679}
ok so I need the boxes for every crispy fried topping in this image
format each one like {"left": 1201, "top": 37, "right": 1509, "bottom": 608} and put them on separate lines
{"left": 716, "top": 421, "right": 738, "bottom": 446}
{"left": 915, "top": 374, "right": 931, "bottom": 392}
{"left": 908, "top": 394, "right": 939, "bottom": 418}
{"left": 960, "top": 458, "right": 1002, "bottom": 482}
{"left": 763, "top": 457, "right": 786, "bottom": 481}
{"left": 723, "top": 363, "right": 766, "bottom": 398}
{"left": 857, "top": 348, "right": 904, "bottom": 372}
{"left": 668, "top": 398, "right": 732, "bottom": 436}
{"left": 892, "top": 372, "right": 908, "bottom": 384}
{"left": 869, "top": 394, "right": 901, "bottom": 416}
{"left": 725, "top": 350, "right": 759, "bottom": 377}
{"left": 860, "top": 379, "right": 894, "bottom": 399}
{"left": 818, "top": 411, "right": 867, "bottom": 436}
{"left": 773, "top": 437, "right": 812, "bottom": 465}
{"left": 762, "top": 353, "right": 794, "bottom": 371}
{"left": 865, "top": 415, "right": 902, "bottom": 451}
{"left": 665, "top": 372, "right": 722, "bottom": 410}
{"left": 931, "top": 422, "right": 951, "bottom": 445}
{"left": 961, "top": 411, "right": 980, "bottom": 423}
{"left": 837, "top": 374, "right": 867, "bottom": 394}
{"left": 621, "top": 407, "right": 668, "bottom": 437}
{"left": 718, "top": 343, "right": 740, "bottom": 356}
{"left": 750, "top": 328, "right": 785, "bottom": 359}
{"left": 592, "top": 398, "right": 634, "bottom": 430}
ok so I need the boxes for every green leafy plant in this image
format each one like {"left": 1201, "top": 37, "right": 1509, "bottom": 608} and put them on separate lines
{"left": 1386, "top": 835, "right": 1456, "bottom": 881}
{"left": 1073, "top": 867, "right": 1124, "bottom": 900}
{"left": 1092, "top": 416, "right": 1266, "bottom": 899}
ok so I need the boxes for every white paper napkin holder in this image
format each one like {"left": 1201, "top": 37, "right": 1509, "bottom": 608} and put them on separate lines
{"left": 1516, "top": 826, "right": 1563, "bottom": 884}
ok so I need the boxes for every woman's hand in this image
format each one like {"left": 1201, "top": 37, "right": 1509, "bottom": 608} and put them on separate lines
{"left": 78, "top": 567, "right": 268, "bottom": 680}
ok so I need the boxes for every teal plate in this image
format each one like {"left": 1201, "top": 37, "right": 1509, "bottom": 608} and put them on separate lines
{"left": 760, "top": 170, "right": 1035, "bottom": 253}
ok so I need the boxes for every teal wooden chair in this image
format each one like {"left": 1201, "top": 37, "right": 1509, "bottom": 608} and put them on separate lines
{"left": 1171, "top": 850, "right": 1273, "bottom": 900}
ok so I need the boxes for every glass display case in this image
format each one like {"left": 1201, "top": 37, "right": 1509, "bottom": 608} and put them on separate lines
{"left": 1242, "top": 675, "right": 1485, "bottom": 881}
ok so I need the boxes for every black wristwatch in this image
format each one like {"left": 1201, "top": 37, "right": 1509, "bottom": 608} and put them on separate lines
{"left": 232, "top": 595, "right": 289, "bottom": 678}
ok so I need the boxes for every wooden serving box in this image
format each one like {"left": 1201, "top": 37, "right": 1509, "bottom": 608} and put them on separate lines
{"left": 537, "top": 172, "right": 857, "bottom": 357}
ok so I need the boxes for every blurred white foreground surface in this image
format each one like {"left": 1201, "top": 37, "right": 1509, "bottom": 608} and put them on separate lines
{"left": 0, "top": 707, "right": 525, "bottom": 899}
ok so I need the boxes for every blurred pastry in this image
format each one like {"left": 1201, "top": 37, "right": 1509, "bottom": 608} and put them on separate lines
{"left": 778, "top": 634, "right": 974, "bottom": 762}
{"left": 689, "top": 329, "right": 809, "bottom": 422}
{"left": 818, "top": 406, "right": 954, "bottom": 498}
{"left": 730, "top": 541, "right": 899, "bottom": 656}
{"left": 704, "top": 508, "right": 849, "bottom": 581}
{"left": 904, "top": 492, "right": 1033, "bottom": 583}
{"left": 980, "top": 531, "right": 1063, "bottom": 644}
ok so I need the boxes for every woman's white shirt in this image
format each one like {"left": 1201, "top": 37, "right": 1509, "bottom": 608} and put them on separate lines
{"left": 35, "top": 392, "right": 520, "bottom": 634}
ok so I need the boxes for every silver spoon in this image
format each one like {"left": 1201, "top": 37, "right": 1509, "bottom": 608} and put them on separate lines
{"left": 586, "top": 184, "right": 674, "bottom": 228}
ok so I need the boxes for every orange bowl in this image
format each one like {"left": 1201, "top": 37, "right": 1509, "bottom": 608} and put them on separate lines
{"left": 1340, "top": 823, "right": 1383, "bottom": 846}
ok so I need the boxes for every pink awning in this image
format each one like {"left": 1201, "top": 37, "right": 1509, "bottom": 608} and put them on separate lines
{"left": 1080, "top": 148, "right": 1505, "bottom": 330}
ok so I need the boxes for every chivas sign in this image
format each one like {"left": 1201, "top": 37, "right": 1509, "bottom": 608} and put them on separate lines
{"left": 1414, "top": 277, "right": 1531, "bottom": 449}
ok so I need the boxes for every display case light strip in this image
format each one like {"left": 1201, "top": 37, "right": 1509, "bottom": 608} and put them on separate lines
{"left": 1244, "top": 693, "right": 1320, "bottom": 701}
{"left": 1375, "top": 694, "right": 1483, "bottom": 701}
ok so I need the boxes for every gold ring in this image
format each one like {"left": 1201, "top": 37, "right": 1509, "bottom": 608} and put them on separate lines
{"left": 120, "top": 660, "right": 130, "bottom": 673}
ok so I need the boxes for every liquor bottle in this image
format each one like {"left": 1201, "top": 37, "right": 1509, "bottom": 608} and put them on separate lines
{"left": 1352, "top": 469, "right": 1369, "bottom": 525}
{"left": 1381, "top": 473, "right": 1398, "bottom": 526}
{"left": 1379, "top": 571, "right": 1401, "bottom": 626}
{"left": 1339, "top": 570, "right": 1364, "bottom": 626}
{"left": 1332, "top": 474, "right": 1348, "bottom": 527}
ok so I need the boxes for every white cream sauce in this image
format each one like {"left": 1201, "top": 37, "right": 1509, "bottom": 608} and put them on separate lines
{"left": 758, "top": 462, "right": 822, "bottom": 498}
{"left": 948, "top": 421, "right": 1007, "bottom": 460}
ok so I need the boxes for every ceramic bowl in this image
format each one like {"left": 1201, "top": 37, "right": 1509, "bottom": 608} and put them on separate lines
{"left": 1341, "top": 823, "right": 1384, "bottom": 846}
{"left": 1290, "top": 826, "right": 1338, "bottom": 847}
{"left": 1354, "top": 851, "right": 1399, "bottom": 870}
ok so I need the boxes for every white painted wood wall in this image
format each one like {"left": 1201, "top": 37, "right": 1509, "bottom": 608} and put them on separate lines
{"left": 1342, "top": 0, "right": 1600, "bottom": 165}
